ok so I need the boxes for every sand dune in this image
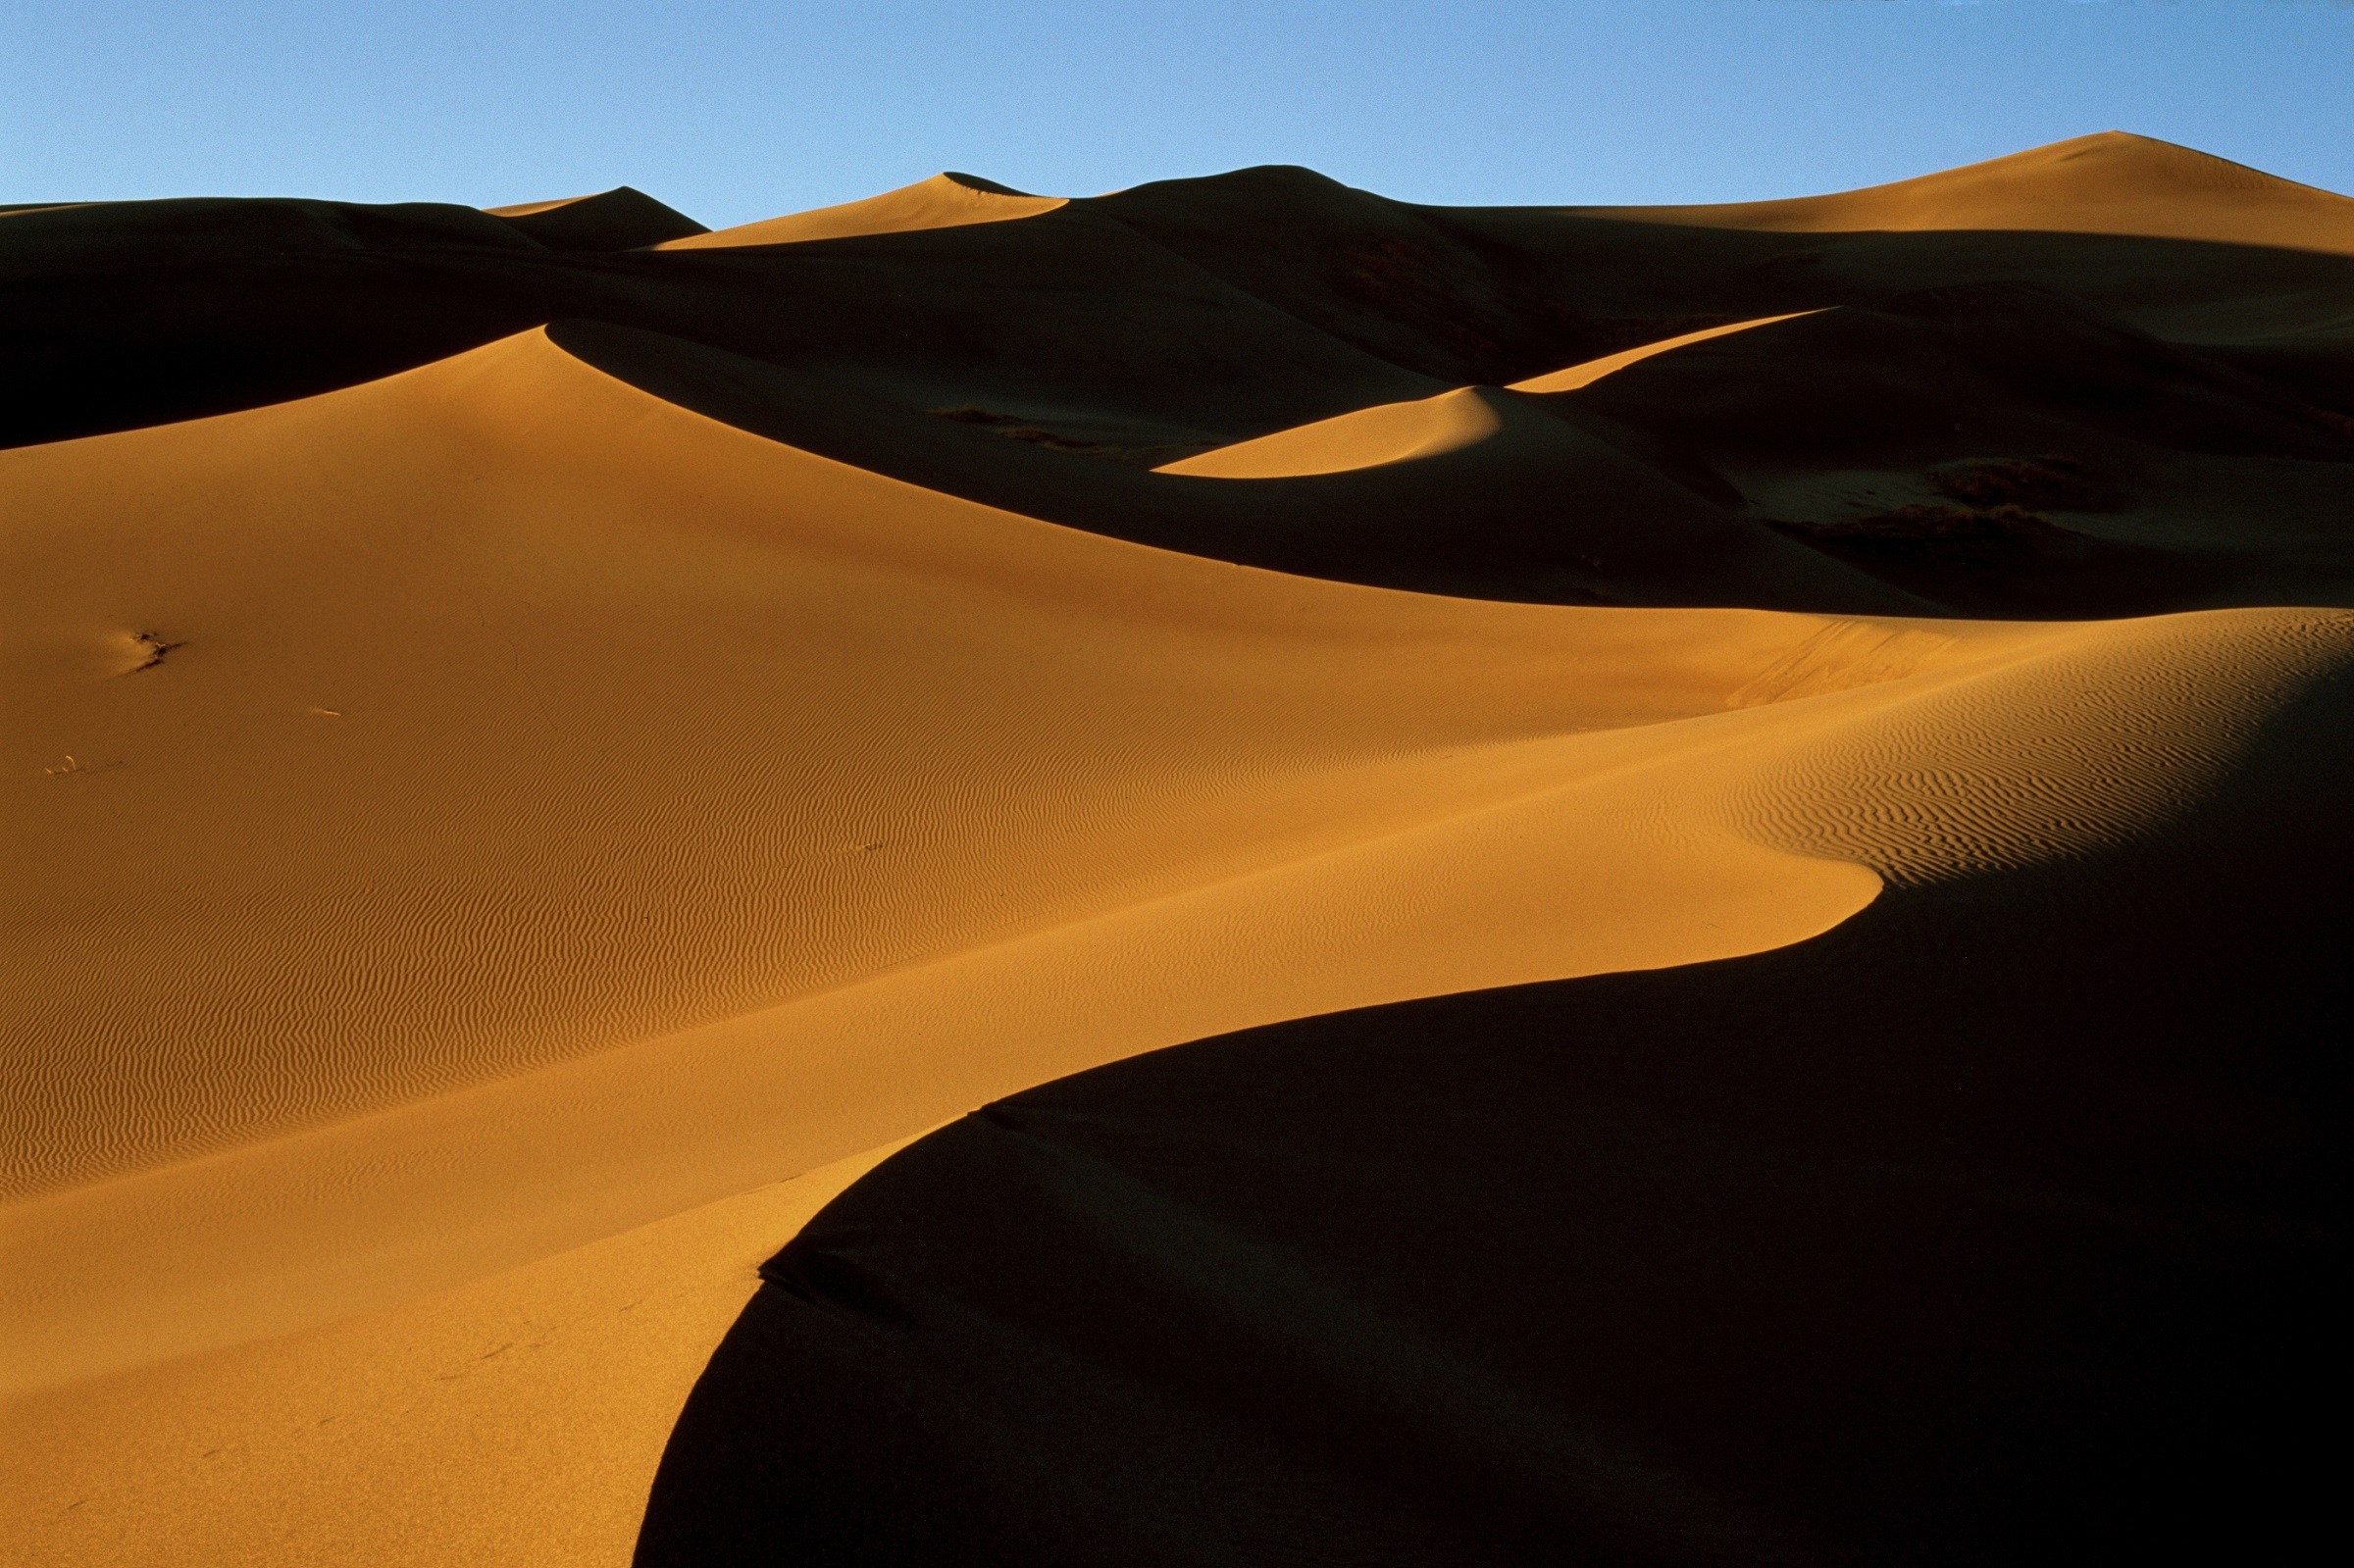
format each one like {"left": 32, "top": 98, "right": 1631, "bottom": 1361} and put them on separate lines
{"left": 1566, "top": 130, "right": 2354, "bottom": 257}
{"left": 486, "top": 187, "right": 711, "bottom": 250}
{"left": 5, "top": 134, "right": 2352, "bottom": 1567}
{"left": 659, "top": 173, "right": 1066, "bottom": 249}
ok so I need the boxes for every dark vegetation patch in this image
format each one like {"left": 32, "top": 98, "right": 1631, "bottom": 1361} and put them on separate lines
{"left": 1767, "top": 504, "right": 2080, "bottom": 575}
{"left": 127, "top": 631, "right": 185, "bottom": 673}
{"left": 932, "top": 404, "right": 1100, "bottom": 451}
{"left": 1928, "top": 455, "right": 2126, "bottom": 513}
{"left": 1775, "top": 503, "right": 2068, "bottom": 545}
{"left": 1763, "top": 499, "right": 2207, "bottom": 617}
{"left": 930, "top": 406, "right": 1211, "bottom": 469}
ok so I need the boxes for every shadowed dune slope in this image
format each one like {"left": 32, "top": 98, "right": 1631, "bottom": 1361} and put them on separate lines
{"left": 660, "top": 172, "right": 1066, "bottom": 249}
{"left": 486, "top": 186, "right": 711, "bottom": 251}
{"left": 1555, "top": 283, "right": 2354, "bottom": 615}
{"left": 550, "top": 322, "right": 1898, "bottom": 611}
{"left": 640, "top": 638, "right": 2354, "bottom": 1567}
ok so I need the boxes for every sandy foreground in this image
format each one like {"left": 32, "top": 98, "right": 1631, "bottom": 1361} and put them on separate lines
{"left": 5, "top": 133, "right": 2352, "bottom": 1564}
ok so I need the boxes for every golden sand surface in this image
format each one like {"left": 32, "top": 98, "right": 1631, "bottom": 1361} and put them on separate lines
{"left": 5, "top": 132, "right": 2353, "bottom": 1565}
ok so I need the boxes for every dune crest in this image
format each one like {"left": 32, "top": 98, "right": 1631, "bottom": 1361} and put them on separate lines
{"left": 1155, "top": 385, "right": 1508, "bottom": 477}
{"left": 1569, "top": 130, "right": 2354, "bottom": 255}
{"left": 1509, "top": 311, "right": 1823, "bottom": 392}
{"left": 485, "top": 186, "right": 709, "bottom": 250}
{"left": 658, "top": 172, "right": 1065, "bottom": 249}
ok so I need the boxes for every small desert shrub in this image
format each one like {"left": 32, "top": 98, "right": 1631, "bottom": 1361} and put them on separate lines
{"left": 999, "top": 426, "right": 1100, "bottom": 451}
{"left": 1929, "top": 455, "right": 2124, "bottom": 513}
{"left": 931, "top": 404, "right": 1115, "bottom": 456}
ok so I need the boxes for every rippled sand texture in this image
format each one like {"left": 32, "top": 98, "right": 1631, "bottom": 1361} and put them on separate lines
{"left": 5, "top": 131, "right": 2353, "bottom": 1566}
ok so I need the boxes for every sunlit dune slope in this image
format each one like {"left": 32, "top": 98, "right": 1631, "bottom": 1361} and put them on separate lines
{"left": 1565, "top": 130, "right": 2354, "bottom": 257}
{"left": 1157, "top": 385, "right": 1508, "bottom": 477}
{"left": 2, "top": 326, "right": 1911, "bottom": 1210}
{"left": 3, "top": 1145, "right": 907, "bottom": 1568}
{"left": 660, "top": 172, "right": 1065, "bottom": 249}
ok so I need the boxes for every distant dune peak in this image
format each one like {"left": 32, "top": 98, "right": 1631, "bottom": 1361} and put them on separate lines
{"left": 658, "top": 171, "right": 1066, "bottom": 250}
{"left": 937, "top": 171, "right": 1037, "bottom": 197}
{"left": 1569, "top": 128, "right": 2354, "bottom": 256}
{"left": 483, "top": 185, "right": 709, "bottom": 251}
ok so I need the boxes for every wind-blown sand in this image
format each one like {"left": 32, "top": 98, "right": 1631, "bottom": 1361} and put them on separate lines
{"left": 4, "top": 132, "right": 2351, "bottom": 1565}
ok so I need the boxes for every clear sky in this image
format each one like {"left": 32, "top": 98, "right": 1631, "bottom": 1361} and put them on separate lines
{"left": 4, "top": 1, "right": 2348, "bottom": 228}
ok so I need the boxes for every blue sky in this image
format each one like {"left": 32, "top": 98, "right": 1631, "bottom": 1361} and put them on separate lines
{"left": 4, "top": 1, "right": 2348, "bottom": 226}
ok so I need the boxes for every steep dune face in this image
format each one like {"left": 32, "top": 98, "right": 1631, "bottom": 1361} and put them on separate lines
{"left": 660, "top": 172, "right": 1066, "bottom": 249}
{"left": 7, "top": 135, "right": 2353, "bottom": 1568}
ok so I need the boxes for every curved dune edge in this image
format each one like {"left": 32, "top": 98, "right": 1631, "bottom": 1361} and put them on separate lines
{"left": 1566, "top": 130, "right": 2354, "bottom": 257}
{"left": 1157, "top": 314, "right": 1817, "bottom": 478}
{"left": 656, "top": 173, "right": 1065, "bottom": 249}
{"left": 1508, "top": 311, "right": 1822, "bottom": 393}
{"left": 11, "top": 609, "right": 2347, "bottom": 1568}
{"left": 1154, "top": 385, "right": 1508, "bottom": 478}
{"left": 6, "top": 328, "right": 2353, "bottom": 1568}
{"left": 641, "top": 649, "right": 2354, "bottom": 1563}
